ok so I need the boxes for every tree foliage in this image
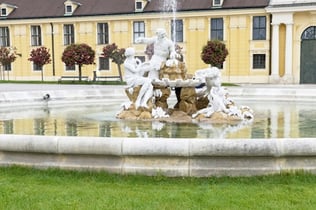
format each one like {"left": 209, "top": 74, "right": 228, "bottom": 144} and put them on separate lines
{"left": 102, "top": 43, "right": 125, "bottom": 81}
{"left": 0, "top": 47, "right": 16, "bottom": 66}
{"left": 102, "top": 43, "right": 125, "bottom": 65}
{"left": 201, "top": 40, "right": 228, "bottom": 68}
{"left": 0, "top": 47, "right": 17, "bottom": 80}
{"left": 61, "top": 43, "right": 95, "bottom": 81}
{"left": 62, "top": 43, "right": 95, "bottom": 66}
{"left": 28, "top": 46, "right": 51, "bottom": 81}
{"left": 28, "top": 46, "right": 51, "bottom": 67}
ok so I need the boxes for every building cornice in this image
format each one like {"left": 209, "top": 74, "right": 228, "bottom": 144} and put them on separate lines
{"left": 266, "top": 3, "right": 316, "bottom": 13}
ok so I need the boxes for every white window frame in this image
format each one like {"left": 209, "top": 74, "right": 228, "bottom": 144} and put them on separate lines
{"left": 1, "top": 8, "right": 7, "bottom": 16}
{"left": 31, "top": 25, "right": 42, "bottom": 46}
{"left": 63, "top": 24, "right": 75, "bottom": 45}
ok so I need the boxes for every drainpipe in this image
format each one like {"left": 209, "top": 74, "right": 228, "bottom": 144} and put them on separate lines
{"left": 269, "top": 14, "right": 272, "bottom": 76}
{"left": 50, "top": 22, "right": 56, "bottom": 76}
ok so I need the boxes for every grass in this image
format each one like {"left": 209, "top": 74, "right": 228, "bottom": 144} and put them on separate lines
{"left": 222, "top": 82, "right": 239, "bottom": 86}
{"left": 0, "top": 166, "right": 316, "bottom": 210}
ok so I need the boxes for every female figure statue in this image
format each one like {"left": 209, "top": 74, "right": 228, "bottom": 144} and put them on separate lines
{"left": 123, "top": 47, "right": 153, "bottom": 109}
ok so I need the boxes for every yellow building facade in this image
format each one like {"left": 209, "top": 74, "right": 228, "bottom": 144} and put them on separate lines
{"left": 0, "top": 0, "right": 316, "bottom": 84}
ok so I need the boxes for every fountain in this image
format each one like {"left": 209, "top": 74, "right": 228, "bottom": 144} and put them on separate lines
{"left": 116, "top": 0, "right": 253, "bottom": 124}
{"left": 161, "top": 0, "right": 177, "bottom": 42}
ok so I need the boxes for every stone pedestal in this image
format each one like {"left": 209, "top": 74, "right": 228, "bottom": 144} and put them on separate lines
{"left": 154, "top": 86, "right": 171, "bottom": 110}
{"left": 176, "top": 87, "right": 197, "bottom": 115}
{"left": 159, "top": 61, "right": 187, "bottom": 80}
{"left": 116, "top": 86, "right": 153, "bottom": 120}
{"left": 125, "top": 86, "right": 141, "bottom": 103}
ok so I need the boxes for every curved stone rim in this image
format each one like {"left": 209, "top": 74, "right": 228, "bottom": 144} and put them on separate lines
{"left": 1, "top": 134, "right": 316, "bottom": 177}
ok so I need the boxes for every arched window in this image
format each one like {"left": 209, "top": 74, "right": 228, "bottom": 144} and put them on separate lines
{"left": 301, "top": 26, "right": 316, "bottom": 40}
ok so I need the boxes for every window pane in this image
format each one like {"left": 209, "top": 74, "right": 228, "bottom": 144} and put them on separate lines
{"left": 66, "top": 64, "right": 75, "bottom": 71}
{"left": 33, "top": 63, "right": 42, "bottom": 71}
{"left": 99, "top": 57, "right": 109, "bottom": 70}
{"left": 136, "top": 2, "right": 142, "bottom": 9}
{"left": 0, "top": 27, "right": 10, "bottom": 47}
{"left": 133, "top": 21, "right": 145, "bottom": 43}
{"left": 253, "top": 54, "right": 266, "bottom": 69}
{"left": 64, "top": 24, "right": 74, "bottom": 45}
{"left": 171, "top": 19, "right": 183, "bottom": 42}
{"left": 253, "top": 18, "right": 259, "bottom": 28}
{"left": 301, "top": 26, "right": 316, "bottom": 40}
{"left": 259, "top": 17, "right": 266, "bottom": 27}
{"left": 4, "top": 63, "right": 11, "bottom": 71}
{"left": 97, "top": 23, "right": 108, "bottom": 44}
{"left": 1, "top": 8, "right": 7, "bottom": 16}
{"left": 253, "top": 16, "right": 266, "bottom": 40}
{"left": 31, "top": 26, "right": 42, "bottom": 46}
{"left": 139, "top": 23, "right": 145, "bottom": 31}
{"left": 211, "top": 18, "right": 223, "bottom": 41}
{"left": 66, "top": 5, "right": 72, "bottom": 13}
{"left": 3, "top": 120, "right": 13, "bottom": 134}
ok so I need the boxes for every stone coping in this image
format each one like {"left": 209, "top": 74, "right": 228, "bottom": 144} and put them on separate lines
{"left": 1, "top": 134, "right": 316, "bottom": 177}
{"left": 1, "top": 135, "right": 316, "bottom": 157}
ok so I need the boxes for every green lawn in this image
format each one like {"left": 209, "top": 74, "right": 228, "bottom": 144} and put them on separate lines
{"left": 0, "top": 166, "right": 315, "bottom": 210}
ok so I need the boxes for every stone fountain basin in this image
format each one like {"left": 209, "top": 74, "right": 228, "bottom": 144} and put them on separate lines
{"left": 0, "top": 84, "right": 316, "bottom": 177}
{"left": 1, "top": 135, "right": 316, "bottom": 177}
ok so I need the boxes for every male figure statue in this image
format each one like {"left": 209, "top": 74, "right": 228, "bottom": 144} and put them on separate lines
{"left": 136, "top": 28, "right": 177, "bottom": 80}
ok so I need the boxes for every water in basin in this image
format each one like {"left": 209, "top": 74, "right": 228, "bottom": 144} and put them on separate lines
{"left": 0, "top": 100, "right": 315, "bottom": 139}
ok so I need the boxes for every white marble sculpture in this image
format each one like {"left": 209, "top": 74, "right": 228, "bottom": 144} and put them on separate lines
{"left": 135, "top": 28, "right": 178, "bottom": 80}
{"left": 123, "top": 47, "right": 153, "bottom": 109}
{"left": 192, "top": 67, "right": 254, "bottom": 121}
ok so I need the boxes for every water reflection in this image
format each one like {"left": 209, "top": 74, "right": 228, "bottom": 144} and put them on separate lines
{"left": 0, "top": 101, "right": 315, "bottom": 139}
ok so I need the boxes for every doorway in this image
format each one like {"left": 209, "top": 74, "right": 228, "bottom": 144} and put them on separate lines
{"left": 300, "top": 26, "right": 316, "bottom": 84}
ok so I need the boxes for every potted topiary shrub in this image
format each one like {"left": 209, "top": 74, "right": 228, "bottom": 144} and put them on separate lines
{"left": 62, "top": 43, "right": 95, "bottom": 81}
{"left": 201, "top": 40, "right": 228, "bottom": 68}
{"left": 28, "top": 46, "right": 51, "bottom": 81}
{"left": 102, "top": 43, "right": 125, "bottom": 82}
